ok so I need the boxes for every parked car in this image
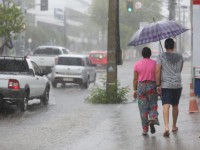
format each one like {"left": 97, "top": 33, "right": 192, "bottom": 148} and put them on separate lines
{"left": 0, "top": 56, "right": 50, "bottom": 111}
{"left": 28, "top": 46, "right": 69, "bottom": 74}
{"left": 89, "top": 50, "right": 107, "bottom": 67}
{"left": 51, "top": 54, "right": 96, "bottom": 88}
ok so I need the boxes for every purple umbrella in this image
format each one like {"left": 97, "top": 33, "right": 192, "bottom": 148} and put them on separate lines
{"left": 127, "top": 20, "right": 189, "bottom": 51}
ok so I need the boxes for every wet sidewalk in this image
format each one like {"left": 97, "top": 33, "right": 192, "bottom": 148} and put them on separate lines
{"left": 118, "top": 60, "right": 200, "bottom": 150}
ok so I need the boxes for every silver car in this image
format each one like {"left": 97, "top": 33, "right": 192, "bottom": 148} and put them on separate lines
{"left": 51, "top": 54, "right": 96, "bottom": 88}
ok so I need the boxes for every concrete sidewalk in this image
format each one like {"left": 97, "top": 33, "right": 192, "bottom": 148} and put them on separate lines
{"left": 117, "top": 60, "right": 200, "bottom": 150}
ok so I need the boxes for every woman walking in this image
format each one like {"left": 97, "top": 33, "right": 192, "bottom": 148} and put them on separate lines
{"left": 133, "top": 47, "right": 159, "bottom": 136}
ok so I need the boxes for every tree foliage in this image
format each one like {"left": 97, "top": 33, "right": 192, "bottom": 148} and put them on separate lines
{"left": 0, "top": 0, "right": 25, "bottom": 55}
{"left": 89, "top": 0, "right": 163, "bottom": 49}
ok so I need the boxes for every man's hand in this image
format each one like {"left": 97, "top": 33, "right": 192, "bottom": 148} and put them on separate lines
{"left": 157, "top": 86, "right": 161, "bottom": 95}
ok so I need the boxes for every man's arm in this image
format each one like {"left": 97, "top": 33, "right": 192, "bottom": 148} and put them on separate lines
{"left": 180, "top": 60, "right": 184, "bottom": 72}
{"left": 156, "top": 64, "right": 161, "bottom": 94}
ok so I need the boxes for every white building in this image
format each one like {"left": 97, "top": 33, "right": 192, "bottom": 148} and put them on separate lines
{"left": 26, "top": 0, "right": 95, "bottom": 50}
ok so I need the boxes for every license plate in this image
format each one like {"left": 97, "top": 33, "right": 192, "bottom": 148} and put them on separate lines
{"left": 63, "top": 78, "right": 73, "bottom": 81}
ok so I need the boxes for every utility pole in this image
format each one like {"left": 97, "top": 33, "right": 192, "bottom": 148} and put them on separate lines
{"left": 181, "top": 5, "right": 188, "bottom": 54}
{"left": 168, "top": 0, "right": 176, "bottom": 20}
{"left": 177, "top": 0, "right": 182, "bottom": 53}
{"left": 63, "top": 7, "right": 67, "bottom": 47}
{"left": 106, "top": 0, "right": 119, "bottom": 100}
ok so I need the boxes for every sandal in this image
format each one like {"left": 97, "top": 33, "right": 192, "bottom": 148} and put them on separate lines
{"left": 163, "top": 131, "right": 170, "bottom": 137}
{"left": 149, "top": 123, "right": 156, "bottom": 134}
{"left": 142, "top": 132, "right": 148, "bottom": 136}
{"left": 172, "top": 127, "right": 178, "bottom": 132}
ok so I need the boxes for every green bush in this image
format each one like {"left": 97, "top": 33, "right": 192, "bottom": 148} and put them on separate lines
{"left": 85, "top": 82, "right": 130, "bottom": 104}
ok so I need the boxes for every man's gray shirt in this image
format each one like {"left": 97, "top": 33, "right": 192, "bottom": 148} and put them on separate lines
{"left": 157, "top": 52, "right": 184, "bottom": 89}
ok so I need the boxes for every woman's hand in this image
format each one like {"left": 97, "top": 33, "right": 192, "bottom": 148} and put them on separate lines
{"left": 133, "top": 90, "right": 137, "bottom": 99}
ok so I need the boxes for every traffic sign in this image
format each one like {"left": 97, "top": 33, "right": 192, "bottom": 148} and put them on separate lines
{"left": 135, "top": 1, "right": 142, "bottom": 9}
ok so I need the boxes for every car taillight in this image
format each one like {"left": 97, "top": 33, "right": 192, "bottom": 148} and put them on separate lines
{"left": 8, "top": 79, "right": 20, "bottom": 90}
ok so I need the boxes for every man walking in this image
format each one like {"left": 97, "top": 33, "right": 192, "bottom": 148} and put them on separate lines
{"left": 156, "top": 38, "right": 184, "bottom": 137}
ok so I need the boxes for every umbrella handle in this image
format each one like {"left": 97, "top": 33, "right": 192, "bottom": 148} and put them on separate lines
{"left": 153, "top": 18, "right": 164, "bottom": 52}
{"left": 159, "top": 40, "right": 164, "bottom": 52}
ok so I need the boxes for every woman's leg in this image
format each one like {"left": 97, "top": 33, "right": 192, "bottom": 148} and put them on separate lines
{"left": 147, "top": 83, "right": 159, "bottom": 125}
{"left": 137, "top": 83, "right": 149, "bottom": 134}
{"left": 147, "top": 84, "right": 159, "bottom": 134}
{"left": 138, "top": 99, "right": 149, "bottom": 133}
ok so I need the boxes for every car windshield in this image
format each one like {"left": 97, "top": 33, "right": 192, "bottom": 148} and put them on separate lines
{"left": 57, "top": 57, "right": 84, "bottom": 66}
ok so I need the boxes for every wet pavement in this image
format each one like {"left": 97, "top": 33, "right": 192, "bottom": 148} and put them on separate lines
{"left": 0, "top": 60, "right": 199, "bottom": 150}
{"left": 114, "top": 60, "right": 200, "bottom": 150}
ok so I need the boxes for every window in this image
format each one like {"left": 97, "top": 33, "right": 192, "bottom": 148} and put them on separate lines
{"left": 33, "top": 47, "right": 61, "bottom": 55}
{"left": 90, "top": 53, "right": 106, "bottom": 59}
{"left": 62, "top": 49, "right": 69, "bottom": 54}
{"left": 0, "top": 59, "right": 29, "bottom": 72}
{"left": 31, "top": 61, "right": 42, "bottom": 76}
{"left": 57, "top": 57, "right": 84, "bottom": 66}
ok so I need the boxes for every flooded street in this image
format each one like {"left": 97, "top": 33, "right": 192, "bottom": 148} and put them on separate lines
{"left": 0, "top": 59, "right": 198, "bottom": 150}
{"left": 0, "top": 0, "right": 197, "bottom": 150}
{"left": 0, "top": 59, "right": 130, "bottom": 150}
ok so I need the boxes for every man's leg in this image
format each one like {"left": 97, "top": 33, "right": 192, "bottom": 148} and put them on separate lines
{"left": 163, "top": 104, "right": 170, "bottom": 131}
{"left": 171, "top": 88, "right": 182, "bottom": 131}
{"left": 172, "top": 105, "right": 179, "bottom": 130}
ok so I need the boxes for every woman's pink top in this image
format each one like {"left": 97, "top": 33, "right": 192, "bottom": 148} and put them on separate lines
{"left": 133, "top": 58, "right": 156, "bottom": 82}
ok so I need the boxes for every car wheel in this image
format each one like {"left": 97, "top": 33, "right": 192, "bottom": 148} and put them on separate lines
{"left": 0, "top": 98, "right": 4, "bottom": 109}
{"left": 93, "top": 74, "right": 96, "bottom": 83}
{"left": 41, "top": 86, "right": 50, "bottom": 105}
{"left": 52, "top": 80, "right": 57, "bottom": 88}
{"left": 19, "top": 92, "right": 28, "bottom": 112}
{"left": 83, "top": 78, "right": 89, "bottom": 89}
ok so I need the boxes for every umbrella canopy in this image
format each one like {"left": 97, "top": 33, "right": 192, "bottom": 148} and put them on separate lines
{"left": 127, "top": 20, "right": 189, "bottom": 47}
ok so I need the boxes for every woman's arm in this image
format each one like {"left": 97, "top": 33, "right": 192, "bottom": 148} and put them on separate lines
{"left": 133, "top": 71, "right": 138, "bottom": 99}
{"left": 155, "top": 64, "right": 161, "bottom": 86}
{"left": 133, "top": 71, "right": 138, "bottom": 91}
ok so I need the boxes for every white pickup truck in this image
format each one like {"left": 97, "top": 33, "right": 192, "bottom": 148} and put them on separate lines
{"left": 0, "top": 56, "right": 50, "bottom": 111}
{"left": 28, "top": 46, "right": 69, "bottom": 74}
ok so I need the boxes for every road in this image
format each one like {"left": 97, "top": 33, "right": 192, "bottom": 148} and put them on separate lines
{"left": 0, "top": 59, "right": 199, "bottom": 150}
